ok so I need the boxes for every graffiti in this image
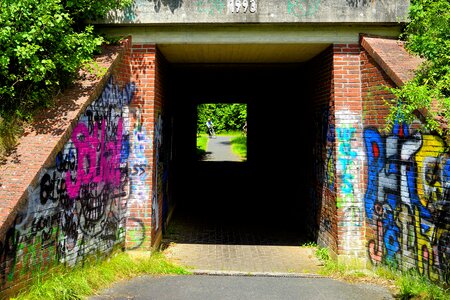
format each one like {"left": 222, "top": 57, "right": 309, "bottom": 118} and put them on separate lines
{"left": 313, "top": 108, "right": 335, "bottom": 190}
{"left": 287, "top": 0, "right": 321, "bottom": 18}
{"left": 149, "top": 0, "right": 183, "bottom": 13}
{"left": 126, "top": 218, "right": 146, "bottom": 250}
{"left": 346, "top": 0, "right": 373, "bottom": 8}
{"left": 196, "top": 0, "right": 226, "bottom": 15}
{"left": 342, "top": 206, "right": 362, "bottom": 227}
{"left": 129, "top": 107, "right": 150, "bottom": 217}
{"left": 0, "top": 76, "right": 136, "bottom": 287}
{"left": 335, "top": 111, "right": 363, "bottom": 252}
{"left": 152, "top": 113, "right": 163, "bottom": 232}
{"left": 336, "top": 127, "right": 357, "bottom": 203}
{"left": 364, "top": 122, "right": 450, "bottom": 282}
{"left": 67, "top": 119, "right": 123, "bottom": 199}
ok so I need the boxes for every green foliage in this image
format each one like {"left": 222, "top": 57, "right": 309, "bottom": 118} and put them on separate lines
{"left": 11, "top": 250, "right": 189, "bottom": 300}
{"left": 386, "top": 0, "right": 450, "bottom": 135}
{"left": 197, "top": 103, "right": 247, "bottom": 134}
{"left": 315, "top": 246, "right": 330, "bottom": 262}
{"left": 395, "top": 269, "right": 450, "bottom": 300}
{"left": 196, "top": 135, "right": 208, "bottom": 160}
{"left": 0, "top": 0, "right": 131, "bottom": 157}
{"left": 230, "top": 135, "right": 247, "bottom": 161}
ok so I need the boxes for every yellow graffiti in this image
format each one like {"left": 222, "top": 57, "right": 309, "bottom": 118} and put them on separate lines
{"left": 414, "top": 207, "right": 441, "bottom": 281}
{"left": 415, "top": 134, "right": 445, "bottom": 207}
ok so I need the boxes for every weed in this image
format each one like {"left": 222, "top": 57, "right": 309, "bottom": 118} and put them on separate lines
{"left": 11, "top": 250, "right": 190, "bottom": 300}
{"left": 311, "top": 246, "right": 450, "bottom": 299}
{"left": 300, "top": 241, "right": 317, "bottom": 248}
{"left": 315, "top": 246, "right": 330, "bottom": 262}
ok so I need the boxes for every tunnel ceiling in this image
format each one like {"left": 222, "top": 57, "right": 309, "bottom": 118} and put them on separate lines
{"left": 157, "top": 43, "right": 331, "bottom": 63}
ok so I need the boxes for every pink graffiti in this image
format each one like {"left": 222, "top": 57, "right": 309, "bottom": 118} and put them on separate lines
{"left": 369, "top": 204, "right": 384, "bottom": 263}
{"left": 369, "top": 219, "right": 383, "bottom": 263}
{"left": 66, "top": 119, "right": 123, "bottom": 198}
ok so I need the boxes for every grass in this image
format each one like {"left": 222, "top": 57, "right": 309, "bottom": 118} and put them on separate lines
{"left": 11, "top": 250, "right": 190, "bottom": 300}
{"left": 196, "top": 134, "right": 208, "bottom": 160}
{"left": 230, "top": 134, "right": 247, "bottom": 161}
{"left": 310, "top": 244, "right": 450, "bottom": 300}
{"left": 8, "top": 233, "right": 450, "bottom": 300}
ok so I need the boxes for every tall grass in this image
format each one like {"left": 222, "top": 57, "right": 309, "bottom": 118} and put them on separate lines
{"left": 11, "top": 251, "right": 190, "bottom": 300}
{"left": 312, "top": 245, "right": 450, "bottom": 300}
{"left": 230, "top": 135, "right": 247, "bottom": 161}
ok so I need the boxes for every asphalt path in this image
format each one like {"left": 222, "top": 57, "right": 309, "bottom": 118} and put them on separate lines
{"left": 202, "top": 135, "right": 242, "bottom": 162}
{"left": 89, "top": 274, "right": 394, "bottom": 300}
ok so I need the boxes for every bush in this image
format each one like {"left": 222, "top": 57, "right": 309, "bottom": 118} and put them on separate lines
{"left": 0, "top": 0, "right": 131, "bottom": 121}
{"left": 0, "top": 0, "right": 131, "bottom": 156}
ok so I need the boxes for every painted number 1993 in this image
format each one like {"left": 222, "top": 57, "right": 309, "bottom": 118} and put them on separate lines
{"left": 228, "top": 0, "right": 257, "bottom": 13}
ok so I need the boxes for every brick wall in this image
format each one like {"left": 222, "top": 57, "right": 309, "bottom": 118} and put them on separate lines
{"left": 0, "top": 38, "right": 139, "bottom": 297}
{"left": 309, "top": 43, "right": 367, "bottom": 260}
{"left": 0, "top": 37, "right": 173, "bottom": 297}
{"left": 360, "top": 36, "right": 450, "bottom": 284}
{"left": 307, "top": 45, "right": 339, "bottom": 257}
{"left": 126, "top": 44, "right": 170, "bottom": 250}
{"left": 333, "top": 43, "right": 366, "bottom": 259}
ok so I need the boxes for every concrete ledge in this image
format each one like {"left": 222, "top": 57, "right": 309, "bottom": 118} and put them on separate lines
{"left": 361, "top": 35, "right": 424, "bottom": 86}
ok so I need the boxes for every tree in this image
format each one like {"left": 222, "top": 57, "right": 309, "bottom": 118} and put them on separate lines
{"left": 197, "top": 103, "right": 247, "bottom": 134}
{"left": 386, "top": 0, "right": 450, "bottom": 137}
{"left": 0, "top": 0, "right": 132, "bottom": 121}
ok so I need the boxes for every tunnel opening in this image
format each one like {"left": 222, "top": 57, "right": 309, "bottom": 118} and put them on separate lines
{"left": 163, "top": 62, "right": 317, "bottom": 247}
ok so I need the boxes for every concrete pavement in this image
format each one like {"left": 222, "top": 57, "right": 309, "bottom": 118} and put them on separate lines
{"left": 89, "top": 274, "right": 394, "bottom": 300}
{"left": 88, "top": 201, "right": 396, "bottom": 300}
{"left": 202, "top": 135, "right": 243, "bottom": 162}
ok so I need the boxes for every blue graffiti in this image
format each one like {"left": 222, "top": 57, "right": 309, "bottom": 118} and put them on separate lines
{"left": 363, "top": 128, "right": 385, "bottom": 220}
{"left": 337, "top": 127, "right": 357, "bottom": 194}
{"left": 383, "top": 209, "right": 400, "bottom": 261}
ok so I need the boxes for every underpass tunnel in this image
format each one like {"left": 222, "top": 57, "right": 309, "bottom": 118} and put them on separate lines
{"left": 160, "top": 45, "right": 331, "bottom": 246}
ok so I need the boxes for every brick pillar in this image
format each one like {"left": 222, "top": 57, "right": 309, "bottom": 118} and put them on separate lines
{"left": 332, "top": 44, "right": 366, "bottom": 261}
{"left": 126, "top": 44, "right": 158, "bottom": 250}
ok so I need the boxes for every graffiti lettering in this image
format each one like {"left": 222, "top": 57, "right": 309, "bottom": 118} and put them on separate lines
{"left": 287, "top": 0, "right": 321, "bottom": 18}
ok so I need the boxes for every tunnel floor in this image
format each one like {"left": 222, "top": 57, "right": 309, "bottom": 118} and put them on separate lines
{"left": 160, "top": 207, "right": 323, "bottom": 275}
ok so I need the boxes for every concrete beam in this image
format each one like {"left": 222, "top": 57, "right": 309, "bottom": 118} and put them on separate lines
{"left": 97, "top": 0, "right": 410, "bottom": 25}
{"left": 97, "top": 24, "right": 402, "bottom": 44}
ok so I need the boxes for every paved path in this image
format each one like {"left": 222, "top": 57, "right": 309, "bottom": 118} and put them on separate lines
{"left": 161, "top": 213, "right": 323, "bottom": 275}
{"left": 89, "top": 204, "right": 396, "bottom": 300}
{"left": 202, "top": 135, "right": 242, "bottom": 162}
{"left": 90, "top": 274, "right": 394, "bottom": 300}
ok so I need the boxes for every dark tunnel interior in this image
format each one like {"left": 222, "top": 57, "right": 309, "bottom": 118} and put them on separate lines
{"left": 165, "top": 63, "right": 316, "bottom": 245}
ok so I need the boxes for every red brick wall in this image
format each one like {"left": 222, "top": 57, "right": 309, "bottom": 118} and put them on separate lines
{"left": 360, "top": 40, "right": 450, "bottom": 284}
{"left": 309, "top": 43, "right": 367, "bottom": 259}
{"left": 333, "top": 44, "right": 365, "bottom": 258}
{"left": 360, "top": 45, "right": 396, "bottom": 269}
{"left": 127, "top": 44, "right": 169, "bottom": 249}
{"left": 0, "top": 39, "right": 135, "bottom": 297}
{"left": 307, "top": 45, "right": 338, "bottom": 256}
{"left": 126, "top": 44, "right": 157, "bottom": 250}
{"left": 360, "top": 49, "right": 395, "bottom": 128}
